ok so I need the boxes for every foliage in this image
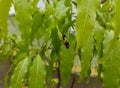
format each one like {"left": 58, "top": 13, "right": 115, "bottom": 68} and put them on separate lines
{"left": 0, "top": 0, "right": 120, "bottom": 88}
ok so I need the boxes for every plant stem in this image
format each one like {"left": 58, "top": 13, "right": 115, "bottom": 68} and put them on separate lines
{"left": 70, "top": 74, "right": 76, "bottom": 88}
{"left": 56, "top": 61, "right": 61, "bottom": 88}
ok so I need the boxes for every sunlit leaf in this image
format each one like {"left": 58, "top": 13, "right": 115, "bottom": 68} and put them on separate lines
{"left": 10, "top": 57, "right": 30, "bottom": 88}
{"left": 76, "top": 0, "right": 100, "bottom": 50}
{"left": 0, "top": 0, "right": 12, "bottom": 39}
{"left": 13, "top": 0, "right": 33, "bottom": 51}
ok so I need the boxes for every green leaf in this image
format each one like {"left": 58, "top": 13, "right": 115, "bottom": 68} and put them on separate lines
{"left": 4, "top": 53, "right": 27, "bottom": 88}
{"left": 56, "top": 0, "right": 69, "bottom": 20}
{"left": 94, "top": 21, "right": 104, "bottom": 58}
{"left": 76, "top": 0, "right": 100, "bottom": 50}
{"left": 93, "top": 22, "right": 104, "bottom": 79}
{"left": 51, "top": 28, "right": 61, "bottom": 55}
{"left": 101, "top": 3, "right": 120, "bottom": 87}
{"left": 32, "top": 0, "right": 39, "bottom": 12}
{"left": 29, "top": 55, "right": 46, "bottom": 88}
{"left": 10, "top": 57, "right": 30, "bottom": 88}
{"left": 64, "top": 0, "right": 71, "bottom": 7}
{"left": 113, "top": 0, "right": 120, "bottom": 38}
{"left": 0, "top": 0, "right": 12, "bottom": 39}
{"left": 98, "top": 30, "right": 114, "bottom": 64}
{"left": 13, "top": 0, "right": 33, "bottom": 51}
{"left": 98, "top": 0, "right": 119, "bottom": 64}
{"left": 80, "top": 33, "right": 94, "bottom": 81}
{"left": 30, "top": 11, "right": 45, "bottom": 43}
{"left": 103, "top": 30, "right": 114, "bottom": 55}
{"left": 60, "top": 34, "right": 75, "bottom": 84}
{"left": 103, "top": 40, "right": 120, "bottom": 88}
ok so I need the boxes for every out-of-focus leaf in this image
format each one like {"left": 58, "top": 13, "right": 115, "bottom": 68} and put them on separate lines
{"left": 98, "top": 30, "right": 114, "bottom": 64}
{"left": 13, "top": 0, "right": 33, "bottom": 51}
{"left": 60, "top": 34, "right": 75, "bottom": 85}
{"left": 56, "top": 0, "right": 69, "bottom": 20}
{"left": 0, "top": 0, "right": 12, "bottom": 39}
{"left": 4, "top": 53, "right": 27, "bottom": 88}
{"left": 29, "top": 55, "right": 46, "bottom": 88}
{"left": 94, "top": 21, "right": 104, "bottom": 58}
{"left": 64, "top": 0, "right": 71, "bottom": 7}
{"left": 103, "top": 40, "right": 120, "bottom": 88}
{"left": 32, "top": 0, "right": 39, "bottom": 12}
{"left": 79, "top": 33, "right": 94, "bottom": 81}
{"left": 76, "top": 0, "right": 100, "bottom": 50}
{"left": 30, "top": 11, "right": 45, "bottom": 43}
{"left": 93, "top": 21, "right": 104, "bottom": 79}
{"left": 51, "top": 28, "right": 61, "bottom": 55}
{"left": 10, "top": 57, "right": 30, "bottom": 88}
{"left": 113, "top": 0, "right": 120, "bottom": 38}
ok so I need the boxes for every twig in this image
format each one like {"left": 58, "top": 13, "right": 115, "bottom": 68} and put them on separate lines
{"left": 70, "top": 74, "right": 76, "bottom": 88}
{"left": 56, "top": 61, "right": 61, "bottom": 88}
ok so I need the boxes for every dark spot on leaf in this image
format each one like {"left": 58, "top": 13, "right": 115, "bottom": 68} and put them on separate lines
{"left": 88, "top": 15, "right": 90, "bottom": 18}
{"left": 117, "top": 37, "right": 119, "bottom": 40}
{"left": 64, "top": 41, "right": 69, "bottom": 49}
{"left": 42, "top": 14, "right": 45, "bottom": 17}
{"left": 27, "top": 0, "right": 30, "bottom": 2}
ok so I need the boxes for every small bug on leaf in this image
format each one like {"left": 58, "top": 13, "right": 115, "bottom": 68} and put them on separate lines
{"left": 62, "top": 34, "right": 69, "bottom": 49}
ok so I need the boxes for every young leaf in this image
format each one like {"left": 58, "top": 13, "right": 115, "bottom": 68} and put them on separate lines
{"left": 76, "top": 0, "right": 100, "bottom": 50}
{"left": 10, "top": 57, "right": 30, "bottom": 88}
{"left": 29, "top": 55, "right": 46, "bottom": 88}
{"left": 0, "top": 0, "right": 12, "bottom": 39}
{"left": 13, "top": 0, "right": 33, "bottom": 51}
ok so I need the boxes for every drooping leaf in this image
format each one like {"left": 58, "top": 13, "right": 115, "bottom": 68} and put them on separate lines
{"left": 64, "top": 0, "right": 71, "bottom": 7}
{"left": 113, "top": 0, "right": 120, "bottom": 39}
{"left": 32, "top": 0, "right": 39, "bottom": 12}
{"left": 98, "top": 0, "right": 118, "bottom": 64}
{"left": 103, "top": 40, "right": 120, "bottom": 88}
{"left": 60, "top": 34, "right": 75, "bottom": 85}
{"left": 51, "top": 28, "right": 61, "bottom": 56}
{"left": 80, "top": 33, "right": 94, "bottom": 81}
{"left": 94, "top": 21, "right": 104, "bottom": 58}
{"left": 4, "top": 53, "right": 27, "bottom": 88}
{"left": 76, "top": 0, "right": 100, "bottom": 50}
{"left": 10, "top": 57, "right": 30, "bottom": 88}
{"left": 52, "top": 0, "right": 69, "bottom": 40}
{"left": 93, "top": 21, "right": 104, "bottom": 79}
{"left": 101, "top": 3, "right": 120, "bottom": 87}
{"left": 30, "top": 11, "right": 45, "bottom": 43}
{"left": 29, "top": 55, "right": 46, "bottom": 88}
{"left": 13, "top": 0, "right": 33, "bottom": 51}
{"left": 0, "top": 0, "right": 12, "bottom": 39}
{"left": 56, "top": 0, "right": 69, "bottom": 20}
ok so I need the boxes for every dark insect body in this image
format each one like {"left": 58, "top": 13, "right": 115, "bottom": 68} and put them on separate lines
{"left": 62, "top": 34, "right": 69, "bottom": 49}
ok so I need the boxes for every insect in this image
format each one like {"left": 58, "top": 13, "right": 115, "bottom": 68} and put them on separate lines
{"left": 62, "top": 34, "right": 69, "bottom": 49}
